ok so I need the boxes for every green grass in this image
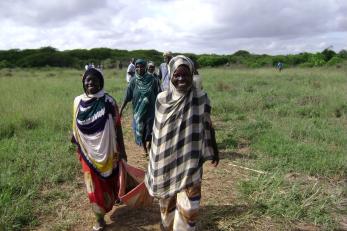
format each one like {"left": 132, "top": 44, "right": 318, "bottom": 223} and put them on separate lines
{"left": 207, "top": 67, "right": 346, "bottom": 175}
{"left": 0, "top": 68, "right": 128, "bottom": 230}
{"left": 203, "top": 67, "right": 347, "bottom": 230}
{"left": 0, "top": 67, "right": 346, "bottom": 230}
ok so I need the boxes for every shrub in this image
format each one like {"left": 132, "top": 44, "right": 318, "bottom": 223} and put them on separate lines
{"left": 326, "top": 56, "right": 343, "bottom": 66}
{"left": 197, "top": 55, "right": 228, "bottom": 67}
{"left": 0, "top": 60, "right": 11, "bottom": 69}
{"left": 308, "top": 53, "right": 326, "bottom": 67}
{"left": 338, "top": 49, "right": 347, "bottom": 59}
{"left": 299, "top": 62, "right": 314, "bottom": 68}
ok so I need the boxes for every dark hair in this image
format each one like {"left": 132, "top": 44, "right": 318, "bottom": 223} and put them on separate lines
{"left": 82, "top": 68, "right": 104, "bottom": 93}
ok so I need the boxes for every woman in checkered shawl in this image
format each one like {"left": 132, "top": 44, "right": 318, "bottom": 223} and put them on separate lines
{"left": 145, "top": 55, "right": 219, "bottom": 231}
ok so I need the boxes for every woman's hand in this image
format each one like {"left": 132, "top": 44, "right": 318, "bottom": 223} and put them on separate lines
{"left": 211, "top": 154, "right": 219, "bottom": 167}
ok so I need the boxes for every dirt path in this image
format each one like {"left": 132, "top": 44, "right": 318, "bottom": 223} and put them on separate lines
{"left": 35, "top": 139, "right": 257, "bottom": 231}
{"left": 68, "top": 143, "right": 246, "bottom": 231}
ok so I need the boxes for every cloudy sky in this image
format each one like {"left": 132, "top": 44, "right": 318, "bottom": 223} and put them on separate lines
{"left": 0, "top": 0, "right": 346, "bottom": 55}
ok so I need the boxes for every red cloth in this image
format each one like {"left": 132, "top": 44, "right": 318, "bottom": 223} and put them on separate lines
{"left": 118, "top": 160, "right": 153, "bottom": 208}
{"left": 80, "top": 155, "right": 119, "bottom": 213}
{"left": 79, "top": 155, "right": 152, "bottom": 212}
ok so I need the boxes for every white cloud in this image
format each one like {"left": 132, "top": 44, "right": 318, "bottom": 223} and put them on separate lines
{"left": 0, "top": 0, "right": 346, "bottom": 54}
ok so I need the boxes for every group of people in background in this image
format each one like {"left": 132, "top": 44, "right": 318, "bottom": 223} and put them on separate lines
{"left": 85, "top": 62, "right": 104, "bottom": 71}
{"left": 125, "top": 51, "right": 172, "bottom": 89}
{"left": 121, "top": 52, "right": 173, "bottom": 155}
{"left": 72, "top": 52, "right": 219, "bottom": 231}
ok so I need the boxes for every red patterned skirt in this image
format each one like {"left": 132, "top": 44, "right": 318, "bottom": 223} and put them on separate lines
{"left": 80, "top": 155, "right": 119, "bottom": 216}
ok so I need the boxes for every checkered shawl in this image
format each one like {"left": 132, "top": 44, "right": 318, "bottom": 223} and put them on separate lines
{"left": 145, "top": 87, "right": 215, "bottom": 198}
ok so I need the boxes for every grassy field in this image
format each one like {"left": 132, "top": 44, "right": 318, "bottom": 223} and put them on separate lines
{"left": 0, "top": 66, "right": 346, "bottom": 230}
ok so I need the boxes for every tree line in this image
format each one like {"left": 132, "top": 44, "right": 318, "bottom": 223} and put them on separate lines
{"left": 0, "top": 46, "right": 346, "bottom": 69}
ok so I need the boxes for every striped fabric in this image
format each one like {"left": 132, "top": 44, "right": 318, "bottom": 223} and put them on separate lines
{"left": 72, "top": 90, "right": 119, "bottom": 178}
{"left": 145, "top": 86, "right": 215, "bottom": 198}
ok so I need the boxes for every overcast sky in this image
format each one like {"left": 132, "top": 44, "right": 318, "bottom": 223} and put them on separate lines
{"left": 0, "top": 0, "right": 346, "bottom": 55}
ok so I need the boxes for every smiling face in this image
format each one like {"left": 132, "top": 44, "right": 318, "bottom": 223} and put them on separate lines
{"left": 171, "top": 64, "right": 192, "bottom": 92}
{"left": 148, "top": 65, "right": 155, "bottom": 73}
{"left": 136, "top": 63, "right": 146, "bottom": 76}
{"left": 84, "top": 74, "right": 101, "bottom": 94}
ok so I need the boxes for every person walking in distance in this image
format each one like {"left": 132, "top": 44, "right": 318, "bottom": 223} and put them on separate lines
{"left": 126, "top": 58, "right": 136, "bottom": 83}
{"left": 158, "top": 51, "right": 173, "bottom": 91}
{"left": 120, "top": 59, "right": 161, "bottom": 156}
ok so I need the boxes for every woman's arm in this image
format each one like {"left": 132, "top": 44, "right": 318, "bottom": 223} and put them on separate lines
{"left": 119, "top": 101, "right": 127, "bottom": 118}
{"left": 120, "top": 81, "right": 134, "bottom": 117}
{"left": 114, "top": 104, "right": 127, "bottom": 161}
{"left": 204, "top": 94, "right": 219, "bottom": 167}
{"left": 210, "top": 125, "right": 219, "bottom": 167}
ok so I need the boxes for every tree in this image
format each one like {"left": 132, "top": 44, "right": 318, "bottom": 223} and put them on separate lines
{"left": 233, "top": 50, "right": 250, "bottom": 57}
{"left": 321, "top": 48, "right": 336, "bottom": 62}
{"left": 197, "top": 55, "right": 228, "bottom": 67}
{"left": 338, "top": 49, "right": 347, "bottom": 59}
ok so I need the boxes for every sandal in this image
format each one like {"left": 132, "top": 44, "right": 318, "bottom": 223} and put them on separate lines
{"left": 92, "top": 218, "right": 106, "bottom": 231}
{"left": 92, "top": 225, "right": 104, "bottom": 231}
{"left": 114, "top": 198, "right": 123, "bottom": 205}
{"left": 160, "top": 222, "right": 167, "bottom": 231}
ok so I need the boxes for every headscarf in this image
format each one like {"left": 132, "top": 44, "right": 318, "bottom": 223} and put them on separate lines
{"left": 163, "top": 51, "right": 173, "bottom": 57}
{"left": 147, "top": 61, "right": 155, "bottom": 68}
{"left": 82, "top": 68, "right": 104, "bottom": 95}
{"left": 168, "top": 55, "right": 202, "bottom": 93}
{"left": 162, "top": 55, "right": 196, "bottom": 127}
{"left": 72, "top": 68, "right": 118, "bottom": 178}
{"left": 167, "top": 55, "right": 194, "bottom": 104}
{"left": 135, "top": 59, "right": 147, "bottom": 75}
{"left": 168, "top": 55, "right": 194, "bottom": 80}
